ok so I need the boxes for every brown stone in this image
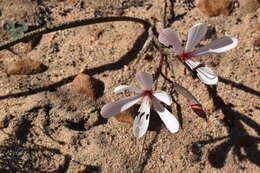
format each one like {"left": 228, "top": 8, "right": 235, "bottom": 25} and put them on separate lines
{"left": 257, "top": 23, "right": 260, "bottom": 31}
{"left": 196, "top": 0, "right": 231, "bottom": 17}
{"left": 6, "top": 58, "right": 47, "bottom": 75}
{"left": 254, "top": 37, "right": 260, "bottom": 47}
{"left": 71, "top": 73, "right": 104, "bottom": 100}
{"left": 114, "top": 104, "right": 139, "bottom": 124}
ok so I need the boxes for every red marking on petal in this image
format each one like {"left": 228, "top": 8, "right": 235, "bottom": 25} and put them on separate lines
{"left": 178, "top": 52, "right": 192, "bottom": 62}
{"left": 188, "top": 100, "right": 197, "bottom": 106}
{"left": 141, "top": 90, "right": 153, "bottom": 98}
{"left": 191, "top": 105, "right": 202, "bottom": 109}
{"left": 188, "top": 101, "right": 208, "bottom": 120}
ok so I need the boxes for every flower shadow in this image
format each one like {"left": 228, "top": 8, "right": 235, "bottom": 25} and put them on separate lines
{"left": 148, "top": 109, "right": 163, "bottom": 132}
{"left": 192, "top": 85, "right": 260, "bottom": 168}
{"left": 139, "top": 111, "right": 162, "bottom": 173}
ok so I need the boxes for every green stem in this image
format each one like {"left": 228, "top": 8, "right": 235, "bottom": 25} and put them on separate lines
{"left": 0, "top": 16, "right": 150, "bottom": 51}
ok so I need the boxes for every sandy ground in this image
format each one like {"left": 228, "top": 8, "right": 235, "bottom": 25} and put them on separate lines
{"left": 0, "top": 0, "right": 259, "bottom": 173}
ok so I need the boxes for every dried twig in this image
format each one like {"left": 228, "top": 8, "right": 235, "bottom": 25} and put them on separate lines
{"left": 0, "top": 16, "right": 150, "bottom": 51}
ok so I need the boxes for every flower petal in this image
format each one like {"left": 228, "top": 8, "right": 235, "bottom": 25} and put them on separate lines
{"left": 185, "top": 59, "right": 201, "bottom": 70}
{"left": 153, "top": 98, "right": 179, "bottom": 133}
{"left": 101, "top": 95, "right": 142, "bottom": 118}
{"left": 196, "top": 66, "right": 218, "bottom": 85}
{"left": 191, "top": 36, "right": 238, "bottom": 56}
{"left": 135, "top": 72, "right": 153, "bottom": 90}
{"left": 185, "top": 60, "right": 218, "bottom": 85}
{"left": 151, "top": 97, "right": 164, "bottom": 112}
{"left": 138, "top": 96, "right": 150, "bottom": 114}
{"left": 185, "top": 23, "right": 208, "bottom": 52}
{"left": 152, "top": 90, "right": 172, "bottom": 105}
{"left": 114, "top": 85, "right": 142, "bottom": 94}
{"left": 158, "top": 28, "right": 184, "bottom": 55}
{"left": 133, "top": 97, "right": 150, "bottom": 137}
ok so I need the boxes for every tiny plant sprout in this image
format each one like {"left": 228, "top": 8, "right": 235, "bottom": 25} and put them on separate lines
{"left": 101, "top": 72, "right": 179, "bottom": 137}
{"left": 3, "top": 20, "right": 14, "bottom": 31}
{"left": 158, "top": 23, "right": 238, "bottom": 85}
{"left": 3, "top": 20, "right": 28, "bottom": 38}
{"left": 14, "top": 21, "right": 28, "bottom": 33}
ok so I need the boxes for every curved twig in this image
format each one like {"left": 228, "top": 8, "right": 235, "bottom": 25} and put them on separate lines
{"left": 0, "top": 16, "right": 150, "bottom": 51}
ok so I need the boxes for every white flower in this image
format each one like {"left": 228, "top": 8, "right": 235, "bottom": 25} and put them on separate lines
{"left": 101, "top": 72, "right": 179, "bottom": 137}
{"left": 158, "top": 23, "right": 238, "bottom": 85}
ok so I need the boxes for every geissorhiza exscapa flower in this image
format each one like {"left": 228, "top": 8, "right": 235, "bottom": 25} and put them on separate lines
{"left": 158, "top": 23, "right": 238, "bottom": 85}
{"left": 101, "top": 72, "right": 179, "bottom": 137}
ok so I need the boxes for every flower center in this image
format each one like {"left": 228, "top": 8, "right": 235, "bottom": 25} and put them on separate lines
{"left": 178, "top": 52, "right": 192, "bottom": 62}
{"left": 141, "top": 90, "right": 152, "bottom": 98}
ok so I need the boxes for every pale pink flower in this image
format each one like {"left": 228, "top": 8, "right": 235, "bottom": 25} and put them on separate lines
{"left": 101, "top": 72, "right": 179, "bottom": 137}
{"left": 159, "top": 23, "right": 238, "bottom": 85}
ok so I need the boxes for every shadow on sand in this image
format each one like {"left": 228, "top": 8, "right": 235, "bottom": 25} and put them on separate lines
{"left": 191, "top": 82, "right": 260, "bottom": 168}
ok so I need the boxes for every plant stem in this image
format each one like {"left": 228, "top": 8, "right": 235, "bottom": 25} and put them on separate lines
{"left": 0, "top": 16, "right": 150, "bottom": 51}
{"left": 136, "top": 132, "right": 147, "bottom": 173}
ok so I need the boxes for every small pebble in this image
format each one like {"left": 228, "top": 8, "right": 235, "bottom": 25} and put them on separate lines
{"left": 196, "top": 0, "right": 231, "bottom": 17}
{"left": 6, "top": 58, "right": 47, "bottom": 75}
{"left": 253, "top": 37, "right": 260, "bottom": 47}
{"left": 71, "top": 73, "right": 104, "bottom": 99}
{"left": 114, "top": 105, "right": 139, "bottom": 124}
